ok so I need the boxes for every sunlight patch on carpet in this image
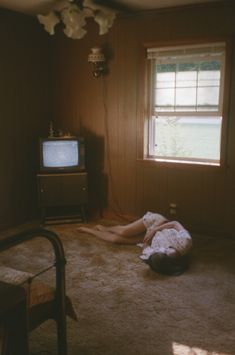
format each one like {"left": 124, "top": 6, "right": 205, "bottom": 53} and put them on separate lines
{"left": 172, "top": 342, "right": 229, "bottom": 355}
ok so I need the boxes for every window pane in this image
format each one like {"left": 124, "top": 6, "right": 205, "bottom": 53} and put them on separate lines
{"left": 198, "top": 70, "right": 220, "bottom": 87}
{"left": 176, "top": 88, "right": 197, "bottom": 109}
{"left": 155, "top": 60, "right": 222, "bottom": 113}
{"left": 153, "top": 116, "right": 221, "bottom": 162}
{"left": 156, "top": 72, "right": 175, "bottom": 88}
{"left": 176, "top": 70, "right": 197, "bottom": 88}
{"left": 155, "top": 88, "right": 175, "bottom": 110}
{"left": 197, "top": 87, "right": 219, "bottom": 110}
{"left": 157, "top": 63, "right": 176, "bottom": 72}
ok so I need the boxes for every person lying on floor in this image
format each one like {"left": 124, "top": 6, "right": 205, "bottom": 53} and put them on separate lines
{"left": 78, "top": 211, "right": 192, "bottom": 276}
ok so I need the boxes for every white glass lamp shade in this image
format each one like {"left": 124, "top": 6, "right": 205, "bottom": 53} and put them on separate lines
{"left": 88, "top": 47, "right": 105, "bottom": 63}
{"left": 61, "top": 4, "right": 87, "bottom": 39}
{"left": 94, "top": 11, "right": 116, "bottom": 35}
{"left": 37, "top": 12, "right": 60, "bottom": 35}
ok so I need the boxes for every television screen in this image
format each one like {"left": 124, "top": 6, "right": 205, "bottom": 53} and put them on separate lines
{"left": 43, "top": 140, "right": 79, "bottom": 168}
{"left": 39, "top": 137, "right": 85, "bottom": 173}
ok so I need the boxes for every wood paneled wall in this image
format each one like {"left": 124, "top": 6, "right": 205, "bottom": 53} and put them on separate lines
{"left": 0, "top": 10, "right": 53, "bottom": 230}
{"left": 53, "top": 2, "right": 235, "bottom": 237}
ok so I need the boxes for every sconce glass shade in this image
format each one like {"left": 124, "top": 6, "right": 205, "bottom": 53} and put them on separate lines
{"left": 88, "top": 47, "right": 105, "bottom": 63}
{"left": 88, "top": 48, "right": 106, "bottom": 78}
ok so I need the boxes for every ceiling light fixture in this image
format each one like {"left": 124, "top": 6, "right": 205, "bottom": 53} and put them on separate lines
{"left": 37, "top": 0, "right": 116, "bottom": 40}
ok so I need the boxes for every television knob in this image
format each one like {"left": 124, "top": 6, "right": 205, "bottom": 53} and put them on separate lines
{"left": 82, "top": 187, "right": 86, "bottom": 191}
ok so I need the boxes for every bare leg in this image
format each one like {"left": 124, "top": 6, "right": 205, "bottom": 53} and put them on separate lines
{"left": 94, "top": 218, "right": 146, "bottom": 238}
{"left": 78, "top": 226, "right": 143, "bottom": 245}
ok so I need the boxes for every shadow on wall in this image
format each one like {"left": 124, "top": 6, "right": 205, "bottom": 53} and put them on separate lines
{"left": 81, "top": 129, "right": 108, "bottom": 218}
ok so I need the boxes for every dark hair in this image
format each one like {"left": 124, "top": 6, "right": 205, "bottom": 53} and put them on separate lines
{"left": 146, "top": 249, "right": 189, "bottom": 276}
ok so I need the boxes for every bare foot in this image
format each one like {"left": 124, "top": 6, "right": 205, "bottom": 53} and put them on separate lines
{"left": 94, "top": 225, "right": 107, "bottom": 231}
{"left": 77, "top": 227, "right": 103, "bottom": 236}
{"left": 77, "top": 226, "right": 94, "bottom": 234}
{"left": 94, "top": 224, "right": 123, "bottom": 234}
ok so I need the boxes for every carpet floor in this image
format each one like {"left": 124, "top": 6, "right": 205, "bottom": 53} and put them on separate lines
{"left": 1, "top": 220, "right": 235, "bottom": 355}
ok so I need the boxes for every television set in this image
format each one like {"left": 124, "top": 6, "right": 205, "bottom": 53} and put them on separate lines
{"left": 39, "top": 136, "right": 85, "bottom": 173}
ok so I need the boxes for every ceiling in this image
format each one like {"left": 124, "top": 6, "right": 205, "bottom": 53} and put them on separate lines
{"left": 0, "top": 0, "right": 224, "bottom": 15}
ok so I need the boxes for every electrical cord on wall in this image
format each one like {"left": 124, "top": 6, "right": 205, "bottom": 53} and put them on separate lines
{"left": 101, "top": 76, "right": 129, "bottom": 221}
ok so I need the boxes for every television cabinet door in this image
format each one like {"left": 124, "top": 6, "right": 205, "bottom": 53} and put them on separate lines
{"left": 60, "top": 173, "right": 88, "bottom": 205}
{"left": 37, "top": 173, "right": 88, "bottom": 207}
{"left": 37, "top": 173, "right": 88, "bottom": 223}
{"left": 38, "top": 174, "right": 63, "bottom": 207}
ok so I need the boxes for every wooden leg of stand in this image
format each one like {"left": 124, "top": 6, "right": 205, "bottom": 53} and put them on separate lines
{"left": 81, "top": 205, "right": 87, "bottom": 222}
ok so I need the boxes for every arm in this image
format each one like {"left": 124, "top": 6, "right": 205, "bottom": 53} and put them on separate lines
{"left": 154, "top": 221, "right": 184, "bottom": 232}
{"left": 143, "top": 220, "right": 184, "bottom": 245}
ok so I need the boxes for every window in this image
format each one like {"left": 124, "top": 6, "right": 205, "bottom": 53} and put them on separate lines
{"left": 145, "top": 42, "right": 226, "bottom": 166}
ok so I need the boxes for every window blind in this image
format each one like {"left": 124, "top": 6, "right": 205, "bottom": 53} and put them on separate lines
{"left": 147, "top": 43, "right": 225, "bottom": 64}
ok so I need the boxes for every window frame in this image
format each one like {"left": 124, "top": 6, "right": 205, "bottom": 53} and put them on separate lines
{"left": 141, "top": 39, "right": 232, "bottom": 168}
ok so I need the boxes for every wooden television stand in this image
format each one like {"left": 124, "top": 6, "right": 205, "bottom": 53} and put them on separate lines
{"left": 37, "top": 172, "right": 88, "bottom": 225}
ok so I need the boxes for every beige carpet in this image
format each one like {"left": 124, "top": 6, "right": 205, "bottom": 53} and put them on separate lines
{"left": 1, "top": 220, "right": 235, "bottom": 355}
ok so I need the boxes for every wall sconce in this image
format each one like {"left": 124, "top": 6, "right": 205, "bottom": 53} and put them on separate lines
{"left": 88, "top": 47, "right": 106, "bottom": 78}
